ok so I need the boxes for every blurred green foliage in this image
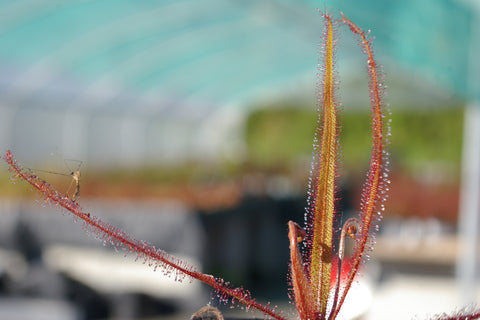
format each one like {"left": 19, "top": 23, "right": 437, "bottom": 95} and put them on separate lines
{"left": 245, "top": 105, "right": 464, "bottom": 175}
{"left": 245, "top": 107, "right": 316, "bottom": 168}
{"left": 389, "top": 108, "right": 464, "bottom": 168}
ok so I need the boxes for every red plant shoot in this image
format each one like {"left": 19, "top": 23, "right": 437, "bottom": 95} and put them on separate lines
{"left": 6, "top": 10, "right": 476, "bottom": 320}
{"left": 286, "top": 11, "right": 390, "bottom": 320}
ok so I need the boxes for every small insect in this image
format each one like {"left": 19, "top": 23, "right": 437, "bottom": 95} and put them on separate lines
{"left": 28, "top": 159, "right": 83, "bottom": 202}
{"left": 69, "top": 167, "right": 81, "bottom": 202}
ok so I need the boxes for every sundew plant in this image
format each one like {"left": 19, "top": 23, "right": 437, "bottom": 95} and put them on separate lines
{"left": 3, "top": 11, "right": 480, "bottom": 320}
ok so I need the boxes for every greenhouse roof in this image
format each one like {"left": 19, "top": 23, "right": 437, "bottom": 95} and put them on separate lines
{"left": 0, "top": 0, "right": 477, "bottom": 114}
{"left": 0, "top": 0, "right": 324, "bottom": 115}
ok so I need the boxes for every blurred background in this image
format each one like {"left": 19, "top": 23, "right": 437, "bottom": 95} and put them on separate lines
{"left": 0, "top": 0, "right": 479, "bottom": 319}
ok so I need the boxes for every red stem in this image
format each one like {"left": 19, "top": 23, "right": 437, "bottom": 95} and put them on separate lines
{"left": 3, "top": 150, "right": 287, "bottom": 320}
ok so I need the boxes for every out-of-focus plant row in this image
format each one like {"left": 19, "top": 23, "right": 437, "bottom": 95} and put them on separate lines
{"left": 247, "top": 104, "right": 463, "bottom": 174}
{"left": 0, "top": 104, "right": 463, "bottom": 220}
